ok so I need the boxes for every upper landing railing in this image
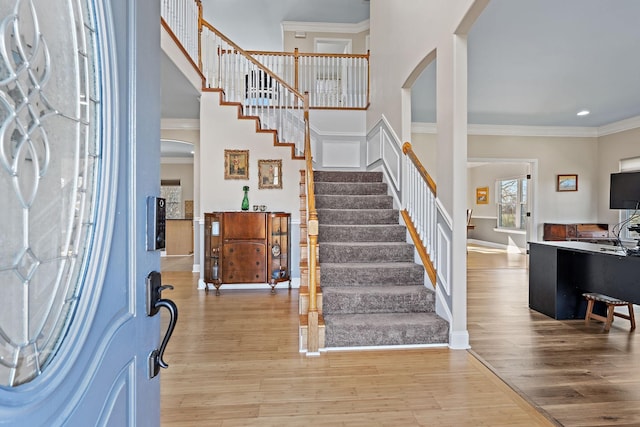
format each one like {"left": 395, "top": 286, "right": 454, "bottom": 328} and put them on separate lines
{"left": 247, "top": 49, "right": 369, "bottom": 109}
{"left": 160, "top": 0, "right": 370, "bottom": 110}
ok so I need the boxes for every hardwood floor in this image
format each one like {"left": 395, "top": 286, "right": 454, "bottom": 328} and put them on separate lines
{"left": 466, "top": 244, "right": 640, "bottom": 427}
{"left": 160, "top": 245, "right": 640, "bottom": 426}
{"left": 159, "top": 265, "right": 551, "bottom": 426}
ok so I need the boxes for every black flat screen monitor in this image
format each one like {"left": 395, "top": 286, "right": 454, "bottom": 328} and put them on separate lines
{"left": 610, "top": 171, "right": 640, "bottom": 209}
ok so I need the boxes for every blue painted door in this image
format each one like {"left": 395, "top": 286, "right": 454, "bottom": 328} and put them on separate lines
{"left": 0, "top": 0, "right": 163, "bottom": 425}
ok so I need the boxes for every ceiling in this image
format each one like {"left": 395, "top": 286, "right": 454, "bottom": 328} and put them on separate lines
{"left": 162, "top": 0, "right": 640, "bottom": 130}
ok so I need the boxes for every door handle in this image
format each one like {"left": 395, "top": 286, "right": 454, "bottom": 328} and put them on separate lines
{"left": 146, "top": 271, "right": 178, "bottom": 379}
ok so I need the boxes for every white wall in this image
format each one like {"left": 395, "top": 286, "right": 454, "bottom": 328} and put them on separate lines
{"left": 309, "top": 110, "right": 367, "bottom": 170}
{"left": 283, "top": 30, "right": 369, "bottom": 54}
{"left": 369, "top": 0, "right": 488, "bottom": 350}
{"left": 410, "top": 131, "right": 438, "bottom": 182}
{"left": 468, "top": 133, "right": 598, "bottom": 239}
{"left": 199, "top": 92, "right": 305, "bottom": 219}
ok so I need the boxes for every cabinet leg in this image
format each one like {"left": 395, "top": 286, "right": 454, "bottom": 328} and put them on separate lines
{"left": 269, "top": 279, "right": 277, "bottom": 293}
{"left": 214, "top": 281, "right": 221, "bottom": 296}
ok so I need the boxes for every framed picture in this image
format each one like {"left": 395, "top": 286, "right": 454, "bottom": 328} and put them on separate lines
{"left": 224, "top": 149, "right": 249, "bottom": 180}
{"left": 476, "top": 187, "right": 489, "bottom": 204}
{"left": 557, "top": 174, "right": 578, "bottom": 192}
{"left": 258, "top": 159, "right": 282, "bottom": 189}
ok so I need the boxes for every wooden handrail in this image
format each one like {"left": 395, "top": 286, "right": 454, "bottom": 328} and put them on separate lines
{"left": 200, "top": 20, "right": 304, "bottom": 100}
{"left": 245, "top": 49, "right": 371, "bottom": 60}
{"left": 402, "top": 142, "right": 436, "bottom": 196}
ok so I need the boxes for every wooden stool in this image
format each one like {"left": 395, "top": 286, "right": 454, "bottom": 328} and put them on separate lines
{"left": 583, "top": 292, "right": 636, "bottom": 332}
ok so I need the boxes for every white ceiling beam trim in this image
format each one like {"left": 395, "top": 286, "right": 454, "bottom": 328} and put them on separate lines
{"left": 412, "top": 115, "right": 640, "bottom": 138}
{"left": 281, "top": 19, "right": 370, "bottom": 34}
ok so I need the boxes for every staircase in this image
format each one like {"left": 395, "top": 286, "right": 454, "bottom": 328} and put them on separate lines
{"left": 315, "top": 171, "right": 449, "bottom": 348}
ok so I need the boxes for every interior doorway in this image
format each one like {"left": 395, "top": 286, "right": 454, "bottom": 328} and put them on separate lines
{"left": 467, "top": 158, "right": 538, "bottom": 253}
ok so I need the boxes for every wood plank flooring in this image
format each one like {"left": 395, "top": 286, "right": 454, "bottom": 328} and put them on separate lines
{"left": 466, "top": 244, "right": 640, "bottom": 427}
{"left": 161, "top": 245, "right": 640, "bottom": 426}
{"left": 159, "top": 266, "right": 551, "bottom": 426}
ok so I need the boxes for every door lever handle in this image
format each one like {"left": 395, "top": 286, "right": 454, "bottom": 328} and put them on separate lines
{"left": 146, "top": 271, "right": 178, "bottom": 378}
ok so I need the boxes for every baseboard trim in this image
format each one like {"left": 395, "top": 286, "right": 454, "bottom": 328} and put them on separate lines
{"left": 323, "top": 343, "right": 449, "bottom": 352}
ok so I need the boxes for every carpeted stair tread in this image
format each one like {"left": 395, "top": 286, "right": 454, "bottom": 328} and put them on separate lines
{"left": 319, "top": 224, "right": 406, "bottom": 242}
{"left": 314, "top": 182, "right": 388, "bottom": 195}
{"left": 320, "top": 262, "right": 425, "bottom": 286}
{"left": 314, "top": 171, "right": 383, "bottom": 183}
{"left": 323, "top": 312, "right": 449, "bottom": 347}
{"left": 315, "top": 194, "right": 393, "bottom": 209}
{"left": 319, "top": 242, "right": 414, "bottom": 263}
{"left": 317, "top": 208, "right": 399, "bottom": 225}
{"left": 322, "top": 285, "right": 435, "bottom": 314}
{"left": 312, "top": 169, "right": 449, "bottom": 348}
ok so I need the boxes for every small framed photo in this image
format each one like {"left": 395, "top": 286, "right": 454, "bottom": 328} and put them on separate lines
{"left": 224, "top": 149, "right": 249, "bottom": 180}
{"left": 476, "top": 187, "right": 489, "bottom": 204}
{"left": 557, "top": 174, "right": 578, "bottom": 192}
{"left": 258, "top": 159, "right": 282, "bottom": 189}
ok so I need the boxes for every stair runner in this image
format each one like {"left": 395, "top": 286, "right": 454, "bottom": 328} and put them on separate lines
{"left": 315, "top": 171, "right": 449, "bottom": 347}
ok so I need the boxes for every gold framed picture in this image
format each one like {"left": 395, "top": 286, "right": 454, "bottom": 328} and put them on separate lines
{"left": 258, "top": 159, "right": 282, "bottom": 189}
{"left": 557, "top": 174, "right": 578, "bottom": 191}
{"left": 476, "top": 186, "right": 489, "bottom": 204}
{"left": 224, "top": 149, "right": 249, "bottom": 180}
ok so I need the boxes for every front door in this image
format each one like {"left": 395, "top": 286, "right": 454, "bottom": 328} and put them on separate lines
{"left": 0, "top": 0, "right": 163, "bottom": 425}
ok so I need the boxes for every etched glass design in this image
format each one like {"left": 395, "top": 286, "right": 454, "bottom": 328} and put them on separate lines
{"left": 0, "top": 0, "right": 101, "bottom": 386}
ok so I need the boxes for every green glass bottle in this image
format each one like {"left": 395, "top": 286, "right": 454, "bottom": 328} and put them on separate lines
{"left": 241, "top": 186, "right": 249, "bottom": 211}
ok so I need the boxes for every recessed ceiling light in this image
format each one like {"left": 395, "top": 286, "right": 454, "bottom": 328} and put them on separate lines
{"left": 577, "top": 110, "right": 590, "bottom": 116}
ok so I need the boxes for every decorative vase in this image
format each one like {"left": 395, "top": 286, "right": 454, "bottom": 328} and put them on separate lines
{"left": 241, "top": 186, "right": 249, "bottom": 211}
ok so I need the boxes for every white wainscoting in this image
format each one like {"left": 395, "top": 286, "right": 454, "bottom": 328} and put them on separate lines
{"left": 321, "top": 140, "right": 361, "bottom": 168}
{"left": 436, "top": 222, "right": 452, "bottom": 296}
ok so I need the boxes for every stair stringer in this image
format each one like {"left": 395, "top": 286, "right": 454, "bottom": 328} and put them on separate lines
{"left": 203, "top": 88, "right": 304, "bottom": 160}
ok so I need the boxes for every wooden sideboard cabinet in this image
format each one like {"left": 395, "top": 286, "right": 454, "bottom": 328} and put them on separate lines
{"left": 543, "top": 223, "right": 612, "bottom": 242}
{"left": 204, "top": 211, "right": 290, "bottom": 295}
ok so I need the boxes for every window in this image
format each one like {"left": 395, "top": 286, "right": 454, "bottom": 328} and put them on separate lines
{"left": 497, "top": 177, "right": 527, "bottom": 230}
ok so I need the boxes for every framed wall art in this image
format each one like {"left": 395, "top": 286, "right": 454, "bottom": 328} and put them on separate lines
{"left": 258, "top": 159, "right": 282, "bottom": 189}
{"left": 224, "top": 149, "right": 249, "bottom": 180}
{"left": 557, "top": 174, "right": 578, "bottom": 192}
{"left": 476, "top": 186, "right": 489, "bottom": 204}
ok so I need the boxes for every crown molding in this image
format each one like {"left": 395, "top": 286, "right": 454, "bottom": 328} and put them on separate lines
{"left": 597, "top": 115, "right": 640, "bottom": 136}
{"left": 281, "top": 19, "right": 370, "bottom": 34}
{"left": 411, "top": 114, "right": 640, "bottom": 138}
{"left": 161, "top": 118, "right": 200, "bottom": 130}
{"left": 468, "top": 124, "right": 598, "bottom": 138}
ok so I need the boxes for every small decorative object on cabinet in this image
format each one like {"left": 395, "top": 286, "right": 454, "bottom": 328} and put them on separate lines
{"left": 268, "top": 212, "right": 290, "bottom": 293}
{"left": 203, "top": 212, "right": 223, "bottom": 293}
{"left": 241, "top": 185, "right": 250, "bottom": 211}
{"left": 203, "top": 211, "right": 291, "bottom": 295}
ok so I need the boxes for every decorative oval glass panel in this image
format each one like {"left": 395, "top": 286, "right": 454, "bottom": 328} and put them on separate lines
{"left": 0, "top": 0, "right": 101, "bottom": 386}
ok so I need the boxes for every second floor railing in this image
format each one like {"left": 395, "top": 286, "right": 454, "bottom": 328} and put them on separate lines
{"left": 249, "top": 49, "right": 369, "bottom": 109}
{"left": 161, "top": 0, "right": 370, "bottom": 111}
